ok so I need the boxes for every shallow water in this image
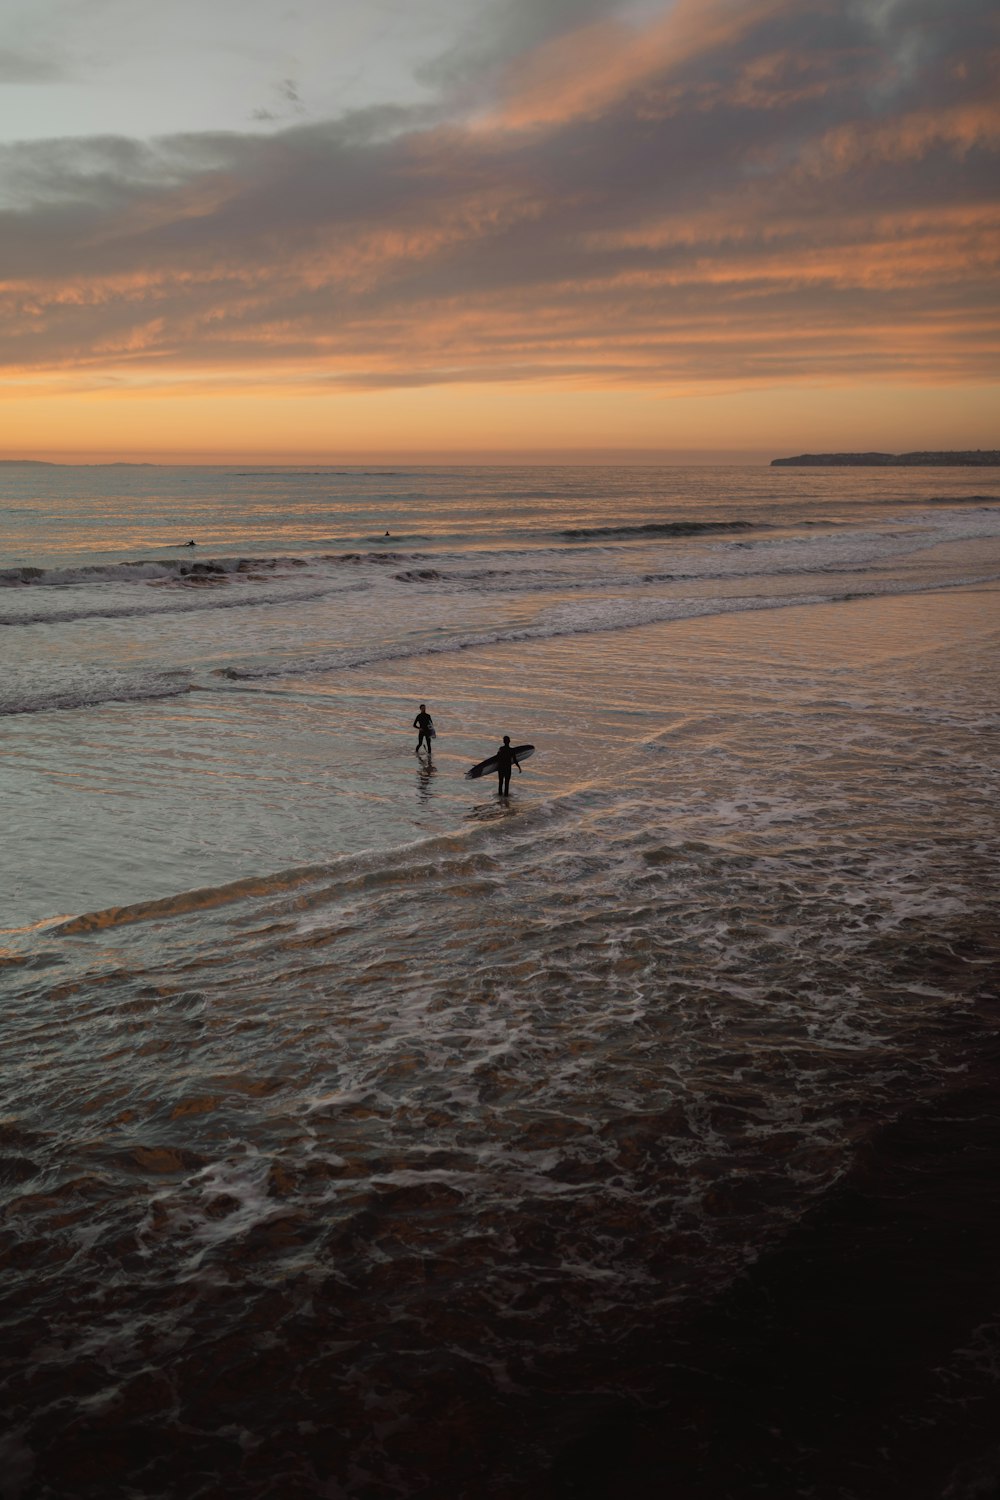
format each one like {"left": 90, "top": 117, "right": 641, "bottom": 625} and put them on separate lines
{"left": 3, "top": 464, "right": 999, "bottom": 922}
{"left": 1, "top": 465, "right": 999, "bottom": 1496}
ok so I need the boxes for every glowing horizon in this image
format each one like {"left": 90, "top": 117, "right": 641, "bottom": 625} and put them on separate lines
{"left": 2, "top": 0, "right": 997, "bottom": 462}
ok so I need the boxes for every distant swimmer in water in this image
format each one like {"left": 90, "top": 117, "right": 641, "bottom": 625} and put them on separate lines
{"left": 384, "top": 530, "right": 391, "bottom": 537}
{"left": 185, "top": 539, "right": 196, "bottom": 547}
{"left": 413, "top": 703, "right": 435, "bottom": 755}
{"left": 495, "top": 735, "right": 521, "bottom": 796}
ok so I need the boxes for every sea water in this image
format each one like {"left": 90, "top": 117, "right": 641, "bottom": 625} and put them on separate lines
{"left": 1, "top": 464, "right": 999, "bottom": 1497}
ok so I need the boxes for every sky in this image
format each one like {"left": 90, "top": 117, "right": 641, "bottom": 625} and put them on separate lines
{"left": 0, "top": 0, "right": 997, "bottom": 462}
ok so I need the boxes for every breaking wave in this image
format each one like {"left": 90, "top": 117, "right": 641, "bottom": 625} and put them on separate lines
{"left": 0, "top": 550, "right": 428, "bottom": 590}
{"left": 0, "top": 556, "right": 308, "bottom": 588}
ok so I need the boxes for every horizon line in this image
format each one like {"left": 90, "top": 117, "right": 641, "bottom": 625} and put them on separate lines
{"left": 0, "top": 448, "right": 781, "bottom": 467}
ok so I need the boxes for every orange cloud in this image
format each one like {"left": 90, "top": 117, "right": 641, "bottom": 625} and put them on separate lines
{"left": 801, "top": 100, "right": 1000, "bottom": 176}
{"left": 481, "top": 0, "right": 791, "bottom": 130}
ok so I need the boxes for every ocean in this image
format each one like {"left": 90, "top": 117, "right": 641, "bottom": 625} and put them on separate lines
{"left": 2, "top": 463, "right": 999, "bottom": 1498}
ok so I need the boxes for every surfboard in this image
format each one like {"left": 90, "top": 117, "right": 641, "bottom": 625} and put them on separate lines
{"left": 465, "top": 744, "right": 535, "bottom": 780}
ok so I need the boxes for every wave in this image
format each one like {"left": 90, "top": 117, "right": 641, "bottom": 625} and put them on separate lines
{"left": 2, "top": 672, "right": 192, "bottom": 717}
{"left": 54, "top": 864, "right": 330, "bottom": 934}
{"left": 924, "top": 496, "right": 1000, "bottom": 506}
{"left": 220, "top": 572, "right": 995, "bottom": 687}
{"left": 391, "top": 563, "right": 655, "bottom": 594}
{"left": 51, "top": 821, "right": 507, "bottom": 933}
{"left": 0, "top": 582, "right": 364, "bottom": 628}
{"left": 393, "top": 564, "right": 563, "bottom": 588}
{"left": 7, "top": 561, "right": 997, "bottom": 717}
{"left": 558, "top": 520, "right": 760, "bottom": 541}
{"left": 331, "top": 551, "right": 430, "bottom": 564}
{"left": 0, "top": 550, "right": 428, "bottom": 595}
{"left": 0, "top": 556, "right": 310, "bottom": 589}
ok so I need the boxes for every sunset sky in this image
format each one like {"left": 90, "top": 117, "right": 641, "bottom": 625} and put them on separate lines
{"left": 1, "top": 0, "right": 997, "bottom": 462}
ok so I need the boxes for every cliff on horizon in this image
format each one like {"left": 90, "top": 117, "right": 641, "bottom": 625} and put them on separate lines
{"left": 771, "top": 451, "right": 999, "bottom": 467}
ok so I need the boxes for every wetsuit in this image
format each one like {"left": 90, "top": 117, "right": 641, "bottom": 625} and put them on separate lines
{"left": 495, "top": 742, "right": 519, "bottom": 795}
{"left": 414, "top": 712, "right": 434, "bottom": 753}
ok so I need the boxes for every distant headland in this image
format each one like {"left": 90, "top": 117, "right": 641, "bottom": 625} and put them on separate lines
{"left": 771, "top": 451, "right": 999, "bottom": 467}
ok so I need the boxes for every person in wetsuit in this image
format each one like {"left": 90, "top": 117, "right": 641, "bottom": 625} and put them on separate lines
{"left": 413, "top": 704, "right": 434, "bottom": 755}
{"left": 495, "top": 735, "right": 521, "bottom": 796}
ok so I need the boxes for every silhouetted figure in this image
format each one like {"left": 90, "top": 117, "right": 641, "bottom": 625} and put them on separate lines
{"left": 413, "top": 704, "right": 434, "bottom": 755}
{"left": 495, "top": 735, "right": 521, "bottom": 796}
{"left": 185, "top": 539, "right": 196, "bottom": 547}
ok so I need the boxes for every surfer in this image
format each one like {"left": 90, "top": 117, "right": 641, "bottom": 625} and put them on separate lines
{"left": 464, "top": 740, "right": 534, "bottom": 784}
{"left": 413, "top": 704, "right": 434, "bottom": 755}
{"left": 495, "top": 736, "right": 521, "bottom": 796}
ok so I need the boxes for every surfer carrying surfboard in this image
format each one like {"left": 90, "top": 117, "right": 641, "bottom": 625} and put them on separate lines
{"left": 465, "top": 740, "right": 535, "bottom": 786}
{"left": 413, "top": 704, "right": 435, "bottom": 755}
{"left": 495, "top": 736, "right": 522, "bottom": 796}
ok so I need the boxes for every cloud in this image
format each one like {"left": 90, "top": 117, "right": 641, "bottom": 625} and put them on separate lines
{"left": 251, "top": 76, "right": 308, "bottom": 123}
{"left": 0, "top": 46, "right": 67, "bottom": 84}
{"left": 417, "top": 0, "right": 634, "bottom": 94}
{"left": 472, "top": 0, "right": 798, "bottom": 132}
{"left": 0, "top": 0, "right": 997, "bottom": 392}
